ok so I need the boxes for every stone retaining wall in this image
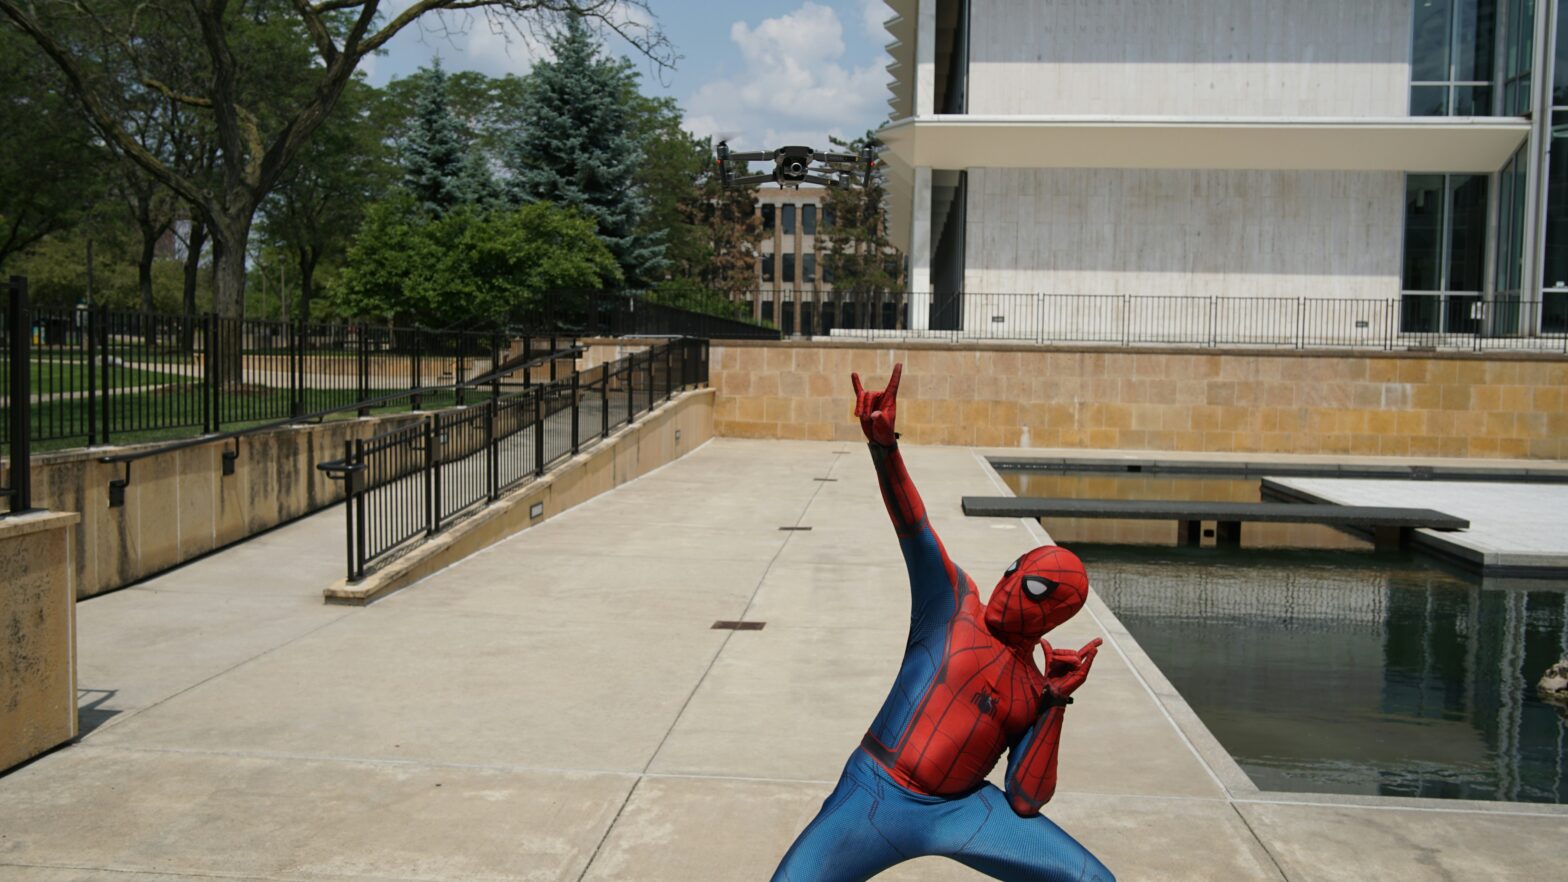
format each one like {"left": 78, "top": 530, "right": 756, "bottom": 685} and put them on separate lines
{"left": 710, "top": 341, "right": 1568, "bottom": 459}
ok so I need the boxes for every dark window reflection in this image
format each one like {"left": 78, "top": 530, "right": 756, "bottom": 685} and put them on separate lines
{"left": 761, "top": 204, "right": 775, "bottom": 232}
{"left": 1448, "top": 174, "right": 1487, "bottom": 292}
{"left": 782, "top": 252, "right": 795, "bottom": 283}
{"left": 1411, "top": 85, "right": 1449, "bottom": 116}
{"left": 1452, "top": 84, "right": 1492, "bottom": 115}
{"left": 761, "top": 253, "right": 774, "bottom": 282}
{"left": 782, "top": 204, "right": 796, "bottom": 235}
{"left": 1403, "top": 175, "right": 1445, "bottom": 291}
{"left": 1412, "top": 0, "right": 1453, "bottom": 83}
{"left": 803, "top": 252, "right": 816, "bottom": 282}
{"left": 803, "top": 204, "right": 817, "bottom": 235}
{"left": 1453, "top": 0, "right": 1496, "bottom": 82}
{"left": 1544, "top": 124, "right": 1568, "bottom": 291}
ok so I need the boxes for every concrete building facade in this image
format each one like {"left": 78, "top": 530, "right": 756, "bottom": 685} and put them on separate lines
{"left": 878, "top": 0, "right": 1566, "bottom": 343}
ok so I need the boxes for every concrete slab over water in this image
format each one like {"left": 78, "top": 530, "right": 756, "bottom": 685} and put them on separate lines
{"left": 0, "top": 439, "right": 1561, "bottom": 881}
{"left": 1265, "top": 476, "right": 1568, "bottom": 575}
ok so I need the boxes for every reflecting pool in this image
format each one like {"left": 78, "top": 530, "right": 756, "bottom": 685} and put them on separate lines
{"left": 1085, "top": 547, "right": 1568, "bottom": 804}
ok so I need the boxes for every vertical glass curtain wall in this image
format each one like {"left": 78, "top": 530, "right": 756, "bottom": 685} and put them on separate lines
{"left": 1411, "top": 0, "right": 1498, "bottom": 115}
{"left": 1402, "top": 175, "right": 1490, "bottom": 332}
{"left": 1544, "top": 8, "right": 1568, "bottom": 331}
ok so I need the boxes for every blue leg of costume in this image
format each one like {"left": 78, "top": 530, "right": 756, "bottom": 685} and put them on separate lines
{"left": 772, "top": 751, "right": 1113, "bottom": 882}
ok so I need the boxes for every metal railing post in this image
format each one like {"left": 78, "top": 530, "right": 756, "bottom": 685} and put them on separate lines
{"left": 665, "top": 343, "right": 673, "bottom": 400}
{"left": 490, "top": 332, "right": 502, "bottom": 400}
{"left": 600, "top": 362, "right": 609, "bottom": 438}
{"left": 290, "top": 320, "right": 303, "bottom": 418}
{"left": 645, "top": 349, "right": 654, "bottom": 413}
{"left": 1295, "top": 298, "right": 1305, "bottom": 350}
{"left": 85, "top": 300, "right": 98, "bottom": 445}
{"left": 423, "top": 418, "right": 435, "bottom": 535}
{"left": 486, "top": 398, "right": 497, "bottom": 502}
{"left": 353, "top": 437, "right": 367, "bottom": 581}
{"left": 411, "top": 329, "right": 423, "bottom": 410}
{"left": 523, "top": 336, "right": 531, "bottom": 388}
{"left": 5, "top": 277, "right": 33, "bottom": 513}
{"left": 626, "top": 355, "right": 636, "bottom": 425}
{"left": 534, "top": 386, "right": 545, "bottom": 476}
{"left": 570, "top": 369, "right": 580, "bottom": 455}
{"left": 550, "top": 334, "right": 558, "bottom": 381}
{"left": 430, "top": 416, "right": 443, "bottom": 533}
{"left": 356, "top": 327, "right": 370, "bottom": 416}
{"left": 342, "top": 440, "right": 357, "bottom": 582}
{"left": 203, "top": 314, "right": 217, "bottom": 434}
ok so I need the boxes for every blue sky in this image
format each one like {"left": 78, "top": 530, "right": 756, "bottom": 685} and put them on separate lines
{"left": 364, "top": 1, "right": 894, "bottom": 151}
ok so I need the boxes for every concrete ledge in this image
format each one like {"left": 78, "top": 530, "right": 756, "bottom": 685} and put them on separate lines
{"left": 324, "top": 388, "right": 715, "bottom": 605}
{"left": 0, "top": 509, "right": 80, "bottom": 773}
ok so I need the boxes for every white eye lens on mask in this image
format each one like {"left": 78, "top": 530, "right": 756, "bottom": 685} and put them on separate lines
{"left": 1022, "top": 576, "right": 1056, "bottom": 599}
{"left": 1005, "top": 558, "right": 1020, "bottom": 576}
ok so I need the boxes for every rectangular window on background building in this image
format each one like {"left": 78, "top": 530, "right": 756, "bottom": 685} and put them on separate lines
{"left": 782, "top": 253, "right": 795, "bottom": 283}
{"left": 822, "top": 207, "right": 835, "bottom": 229}
{"left": 1402, "top": 173, "right": 1489, "bottom": 333}
{"left": 762, "top": 204, "right": 775, "bottom": 231}
{"left": 782, "top": 204, "right": 796, "bottom": 235}
{"left": 761, "top": 253, "right": 775, "bottom": 283}
{"left": 1503, "top": 0, "right": 1535, "bottom": 114}
{"left": 1410, "top": 0, "right": 1497, "bottom": 116}
{"left": 1544, "top": 116, "right": 1568, "bottom": 332}
{"left": 803, "top": 204, "right": 817, "bottom": 235}
{"left": 803, "top": 253, "right": 815, "bottom": 282}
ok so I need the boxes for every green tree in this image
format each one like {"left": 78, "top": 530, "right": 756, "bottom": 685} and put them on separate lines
{"left": 0, "top": 0, "right": 669, "bottom": 372}
{"left": 335, "top": 193, "right": 619, "bottom": 328}
{"left": 821, "top": 132, "right": 905, "bottom": 327}
{"left": 400, "top": 60, "right": 493, "bottom": 215}
{"left": 506, "top": 16, "right": 664, "bottom": 288}
{"left": 651, "top": 137, "right": 759, "bottom": 316}
{"left": 0, "top": 26, "right": 110, "bottom": 270}
{"left": 260, "top": 77, "right": 392, "bottom": 321}
{"left": 380, "top": 67, "right": 528, "bottom": 176}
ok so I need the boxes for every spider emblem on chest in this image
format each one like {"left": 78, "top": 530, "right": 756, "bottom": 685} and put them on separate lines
{"left": 970, "top": 688, "right": 998, "bottom": 717}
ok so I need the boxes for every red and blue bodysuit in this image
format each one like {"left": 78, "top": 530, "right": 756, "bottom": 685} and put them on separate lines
{"left": 771, "top": 365, "right": 1114, "bottom": 882}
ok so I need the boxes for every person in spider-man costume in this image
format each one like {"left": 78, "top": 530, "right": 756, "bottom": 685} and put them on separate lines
{"left": 771, "top": 364, "right": 1113, "bottom": 882}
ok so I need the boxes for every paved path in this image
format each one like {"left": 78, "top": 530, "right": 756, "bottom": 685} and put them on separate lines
{"left": 0, "top": 439, "right": 1561, "bottom": 881}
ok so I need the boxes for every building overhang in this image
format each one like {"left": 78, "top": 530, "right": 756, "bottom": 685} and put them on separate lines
{"left": 875, "top": 115, "right": 1531, "bottom": 254}
{"left": 878, "top": 115, "right": 1531, "bottom": 174}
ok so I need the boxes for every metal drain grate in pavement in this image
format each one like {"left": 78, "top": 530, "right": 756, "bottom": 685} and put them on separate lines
{"left": 778, "top": 526, "right": 814, "bottom": 531}
{"left": 712, "top": 621, "right": 766, "bottom": 630}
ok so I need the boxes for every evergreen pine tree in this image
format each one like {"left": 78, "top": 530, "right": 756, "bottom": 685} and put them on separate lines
{"left": 402, "top": 59, "right": 492, "bottom": 215}
{"left": 506, "top": 17, "right": 665, "bottom": 288}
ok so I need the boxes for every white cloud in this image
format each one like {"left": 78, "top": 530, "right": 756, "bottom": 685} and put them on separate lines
{"left": 682, "top": 2, "right": 888, "bottom": 152}
{"left": 860, "top": 0, "right": 892, "bottom": 40}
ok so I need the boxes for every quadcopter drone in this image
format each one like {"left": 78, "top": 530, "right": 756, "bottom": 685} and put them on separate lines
{"left": 716, "top": 141, "right": 877, "bottom": 189}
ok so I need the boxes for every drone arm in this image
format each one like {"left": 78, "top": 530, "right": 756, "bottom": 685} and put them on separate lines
{"left": 798, "top": 174, "right": 846, "bottom": 188}
{"left": 726, "top": 151, "right": 773, "bottom": 162}
{"left": 726, "top": 173, "right": 775, "bottom": 187}
{"left": 813, "top": 152, "right": 858, "bottom": 163}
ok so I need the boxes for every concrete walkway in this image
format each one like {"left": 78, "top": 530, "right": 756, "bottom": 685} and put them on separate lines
{"left": 0, "top": 438, "right": 1560, "bottom": 881}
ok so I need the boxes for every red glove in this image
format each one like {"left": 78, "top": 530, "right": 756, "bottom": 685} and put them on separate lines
{"left": 851, "top": 363, "right": 902, "bottom": 447}
{"left": 1043, "top": 638, "right": 1102, "bottom": 702}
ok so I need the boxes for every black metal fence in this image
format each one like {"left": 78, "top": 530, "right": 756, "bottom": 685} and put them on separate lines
{"left": 740, "top": 290, "right": 1568, "bottom": 352}
{"left": 582, "top": 294, "right": 780, "bottom": 340}
{"left": 321, "top": 337, "right": 708, "bottom": 582}
{"left": 2, "top": 277, "right": 33, "bottom": 513}
{"left": 1, "top": 303, "right": 528, "bottom": 447}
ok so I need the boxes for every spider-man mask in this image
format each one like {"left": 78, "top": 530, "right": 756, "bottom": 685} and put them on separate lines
{"left": 984, "top": 545, "right": 1090, "bottom": 647}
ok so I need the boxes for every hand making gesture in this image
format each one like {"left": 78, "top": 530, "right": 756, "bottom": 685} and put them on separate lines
{"left": 851, "top": 362, "right": 903, "bottom": 447}
{"left": 1043, "top": 637, "right": 1103, "bottom": 703}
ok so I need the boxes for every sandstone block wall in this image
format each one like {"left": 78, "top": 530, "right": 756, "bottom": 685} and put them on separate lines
{"left": 710, "top": 342, "right": 1568, "bottom": 460}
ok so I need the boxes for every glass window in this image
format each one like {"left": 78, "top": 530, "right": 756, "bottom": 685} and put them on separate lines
{"left": 1503, "top": 0, "right": 1535, "bottom": 114}
{"left": 1556, "top": 3, "right": 1568, "bottom": 105}
{"left": 1403, "top": 175, "right": 1445, "bottom": 291}
{"left": 1544, "top": 118, "right": 1568, "bottom": 289}
{"left": 803, "top": 204, "right": 817, "bottom": 235}
{"left": 803, "top": 253, "right": 816, "bottom": 282}
{"left": 1453, "top": 0, "right": 1496, "bottom": 82}
{"left": 1411, "top": 85, "right": 1450, "bottom": 116}
{"left": 1495, "top": 147, "right": 1527, "bottom": 293}
{"left": 761, "top": 252, "right": 775, "bottom": 283}
{"left": 822, "top": 208, "right": 835, "bottom": 229}
{"left": 1412, "top": 0, "right": 1453, "bottom": 83}
{"left": 822, "top": 260, "right": 834, "bottom": 284}
{"left": 1448, "top": 174, "right": 1488, "bottom": 292}
{"left": 761, "top": 204, "right": 775, "bottom": 231}
{"left": 1452, "top": 84, "right": 1493, "bottom": 115}
{"left": 781, "top": 204, "right": 796, "bottom": 235}
{"left": 782, "top": 253, "right": 795, "bottom": 284}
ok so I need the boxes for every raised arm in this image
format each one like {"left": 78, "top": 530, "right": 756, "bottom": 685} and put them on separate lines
{"left": 853, "top": 365, "right": 963, "bottom": 619}
{"left": 1004, "top": 638, "right": 1102, "bottom": 816}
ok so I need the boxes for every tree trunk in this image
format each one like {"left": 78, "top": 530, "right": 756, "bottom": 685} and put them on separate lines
{"left": 181, "top": 219, "right": 206, "bottom": 352}
{"left": 209, "top": 215, "right": 252, "bottom": 383}
{"left": 297, "top": 245, "right": 318, "bottom": 324}
{"left": 138, "top": 229, "right": 158, "bottom": 348}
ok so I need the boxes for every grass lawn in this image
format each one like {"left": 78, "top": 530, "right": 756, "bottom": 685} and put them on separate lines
{"left": 17, "top": 385, "right": 472, "bottom": 452}
{"left": 1, "top": 356, "right": 196, "bottom": 395}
